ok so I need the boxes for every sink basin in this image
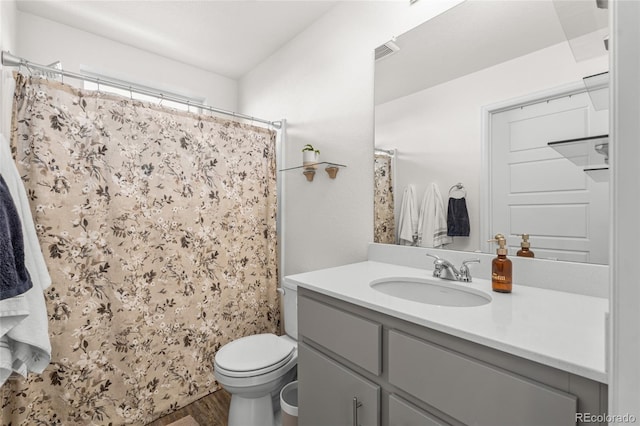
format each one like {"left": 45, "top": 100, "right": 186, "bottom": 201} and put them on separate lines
{"left": 370, "top": 277, "right": 491, "bottom": 307}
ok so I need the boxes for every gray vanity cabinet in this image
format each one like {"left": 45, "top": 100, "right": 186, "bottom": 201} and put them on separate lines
{"left": 298, "top": 344, "right": 380, "bottom": 426}
{"left": 297, "top": 287, "right": 608, "bottom": 426}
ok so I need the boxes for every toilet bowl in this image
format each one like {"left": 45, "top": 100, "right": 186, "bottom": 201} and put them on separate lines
{"left": 214, "top": 279, "right": 298, "bottom": 426}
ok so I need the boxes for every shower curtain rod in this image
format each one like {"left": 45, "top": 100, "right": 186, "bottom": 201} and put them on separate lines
{"left": 1, "top": 51, "right": 282, "bottom": 129}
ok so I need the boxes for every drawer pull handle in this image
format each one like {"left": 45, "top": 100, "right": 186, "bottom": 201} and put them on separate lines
{"left": 353, "top": 396, "right": 363, "bottom": 426}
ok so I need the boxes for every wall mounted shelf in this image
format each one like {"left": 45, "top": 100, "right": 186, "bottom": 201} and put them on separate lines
{"left": 548, "top": 134, "right": 609, "bottom": 180}
{"left": 583, "top": 72, "right": 609, "bottom": 111}
{"left": 279, "top": 162, "right": 347, "bottom": 182}
{"left": 584, "top": 166, "right": 609, "bottom": 182}
{"left": 553, "top": 1, "right": 608, "bottom": 64}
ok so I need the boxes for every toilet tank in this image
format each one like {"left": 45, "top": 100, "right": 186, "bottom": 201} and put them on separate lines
{"left": 282, "top": 278, "right": 298, "bottom": 340}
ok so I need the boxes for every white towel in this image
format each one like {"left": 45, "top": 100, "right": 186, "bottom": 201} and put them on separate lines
{"left": 0, "top": 336, "right": 12, "bottom": 383}
{"left": 3, "top": 283, "right": 51, "bottom": 380}
{"left": 0, "top": 294, "right": 29, "bottom": 336}
{"left": 417, "top": 183, "right": 452, "bottom": 248}
{"left": 397, "top": 185, "right": 418, "bottom": 245}
{"left": 0, "top": 136, "right": 52, "bottom": 386}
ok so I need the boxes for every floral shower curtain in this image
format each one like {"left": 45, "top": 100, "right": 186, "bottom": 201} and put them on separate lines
{"left": 373, "top": 153, "right": 395, "bottom": 244}
{"left": 1, "top": 74, "right": 279, "bottom": 425}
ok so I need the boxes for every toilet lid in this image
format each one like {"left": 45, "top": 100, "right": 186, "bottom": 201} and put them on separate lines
{"left": 215, "top": 333, "right": 295, "bottom": 376}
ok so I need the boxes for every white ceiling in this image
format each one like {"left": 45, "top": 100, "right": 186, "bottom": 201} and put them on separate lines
{"left": 16, "top": 0, "right": 337, "bottom": 79}
{"left": 375, "top": 0, "right": 609, "bottom": 105}
{"left": 17, "top": 0, "right": 607, "bottom": 90}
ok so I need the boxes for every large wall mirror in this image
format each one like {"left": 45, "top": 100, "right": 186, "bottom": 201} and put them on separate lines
{"left": 374, "top": 0, "right": 609, "bottom": 265}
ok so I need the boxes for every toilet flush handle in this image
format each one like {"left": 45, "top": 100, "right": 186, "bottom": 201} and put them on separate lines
{"left": 276, "top": 287, "right": 285, "bottom": 296}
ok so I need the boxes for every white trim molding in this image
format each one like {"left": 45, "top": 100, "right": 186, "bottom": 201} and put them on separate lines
{"left": 609, "top": 0, "right": 640, "bottom": 421}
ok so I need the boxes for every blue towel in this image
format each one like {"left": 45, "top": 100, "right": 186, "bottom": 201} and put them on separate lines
{"left": 0, "top": 174, "right": 33, "bottom": 300}
{"left": 447, "top": 197, "right": 470, "bottom": 237}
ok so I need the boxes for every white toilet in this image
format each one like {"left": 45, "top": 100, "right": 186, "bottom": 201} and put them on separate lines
{"left": 214, "top": 279, "right": 298, "bottom": 426}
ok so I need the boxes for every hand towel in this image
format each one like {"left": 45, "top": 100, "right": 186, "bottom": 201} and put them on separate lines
{"left": 0, "top": 174, "right": 33, "bottom": 300}
{"left": 0, "top": 136, "right": 52, "bottom": 386}
{"left": 397, "top": 185, "right": 418, "bottom": 245}
{"left": 0, "top": 172, "right": 31, "bottom": 339}
{"left": 418, "top": 183, "right": 452, "bottom": 248}
{"left": 0, "top": 138, "right": 51, "bottom": 290}
{"left": 447, "top": 197, "right": 470, "bottom": 236}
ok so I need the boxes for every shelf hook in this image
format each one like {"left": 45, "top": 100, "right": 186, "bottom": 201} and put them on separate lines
{"left": 325, "top": 166, "right": 339, "bottom": 179}
{"left": 303, "top": 169, "right": 316, "bottom": 182}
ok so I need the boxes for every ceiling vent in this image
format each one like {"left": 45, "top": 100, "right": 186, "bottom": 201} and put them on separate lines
{"left": 375, "top": 40, "right": 400, "bottom": 61}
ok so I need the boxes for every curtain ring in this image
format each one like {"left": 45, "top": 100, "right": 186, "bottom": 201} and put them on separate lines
{"left": 129, "top": 86, "right": 133, "bottom": 100}
{"left": 159, "top": 94, "right": 164, "bottom": 106}
{"left": 97, "top": 78, "right": 101, "bottom": 92}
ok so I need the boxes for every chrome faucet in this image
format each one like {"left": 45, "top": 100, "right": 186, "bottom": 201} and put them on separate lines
{"left": 426, "top": 254, "right": 480, "bottom": 282}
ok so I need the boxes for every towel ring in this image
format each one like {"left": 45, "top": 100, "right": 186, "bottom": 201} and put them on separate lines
{"left": 449, "top": 183, "right": 466, "bottom": 199}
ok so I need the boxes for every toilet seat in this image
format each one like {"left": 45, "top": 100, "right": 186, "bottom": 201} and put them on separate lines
{"left": 215, "top": 333, "right": 296, "bottom": 378}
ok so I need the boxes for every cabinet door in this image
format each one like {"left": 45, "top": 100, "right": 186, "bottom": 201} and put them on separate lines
{"left": 388, "top": 395, "right": 450, "bottom": 426}
{"left": 298, "top": 343, "right": 380, "bottom": 426}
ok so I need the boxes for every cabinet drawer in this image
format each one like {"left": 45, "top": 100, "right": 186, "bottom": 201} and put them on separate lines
{"left": 299, "top": 343, "right": 380, "bottom": 426}
{"left": 389, "top": 394, "right": 449, "bottom": 426}
{"left": 299, "top": 295, "right": 382, "bottom": 375}
{"left": 388, "top": 330, "right": 577, "bottom": 426}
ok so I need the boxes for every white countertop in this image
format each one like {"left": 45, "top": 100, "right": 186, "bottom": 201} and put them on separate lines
{"left": 285, "top": 261, "right": 608, "bottom": 384}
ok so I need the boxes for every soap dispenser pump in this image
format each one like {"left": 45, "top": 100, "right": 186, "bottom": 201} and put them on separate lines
{"left": 517, "top": 233, "right": 534, "bottom": 258}
{"left": 488, "top": 234, "right": 512, "bottom": 293}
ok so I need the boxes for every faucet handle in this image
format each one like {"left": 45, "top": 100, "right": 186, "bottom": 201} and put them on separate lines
{"left": 426, "top": 253, "right": 444, "bottom": 278}
{"left": 459, "top": 258, "right": 480, "bottom": 282}
{"left": 425, "top": 253, "right": 441, "bottom": 262}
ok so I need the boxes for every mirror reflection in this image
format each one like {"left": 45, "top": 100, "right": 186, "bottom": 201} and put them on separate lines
{"left": 373, "top": 0, "right": 609, "bottom": 265}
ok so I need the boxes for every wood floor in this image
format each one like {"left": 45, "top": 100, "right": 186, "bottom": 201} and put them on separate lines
{"left": 146, "top": 389, "right": 231, "bottom": 426}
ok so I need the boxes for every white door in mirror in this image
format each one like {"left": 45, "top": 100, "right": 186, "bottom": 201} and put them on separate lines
{"left": 490, "top": 91, "right": 609, "bottom": 263}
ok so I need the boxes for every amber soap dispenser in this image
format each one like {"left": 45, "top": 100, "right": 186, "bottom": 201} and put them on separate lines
{"left": 517, "top": 233, "right": 534, "bottom": 258}
{"left": 488, "top": 234, "right": 512, "bottom": 293}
